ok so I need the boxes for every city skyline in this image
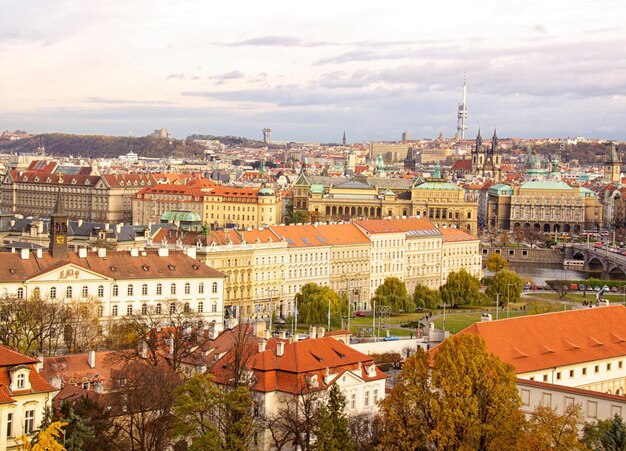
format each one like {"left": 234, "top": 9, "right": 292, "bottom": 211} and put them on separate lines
{"left": 2, "top": 0, "right": 626, "bottom": 142}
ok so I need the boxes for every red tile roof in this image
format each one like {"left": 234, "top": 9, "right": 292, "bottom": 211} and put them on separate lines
{"left": 314, "top": 223, "right": 370, "bottom": 245}
{"left": 451, "top": 306, "right": 626, "bottom": 373}
{"left": 0, "top": 345, "right": 58, "bottom": 404}
{"left": 354, "top": 217, "right": 440, "bottom": 234}
{"left": 0, "top": 249, "right": 224, "bottom": 282}
{"left": 440, "top": 228, "right": 478, "bottom": 242}
{"left": 451, "top": 159, "right": 472, "bottom": 171}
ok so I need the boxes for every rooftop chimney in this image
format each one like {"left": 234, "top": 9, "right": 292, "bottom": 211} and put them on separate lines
{"left": 20, "top": 248, "right": 29, "bottom": 260}
{"left": 158, "top": 247, "right": 169, "bottom": 257}
{"left": 317, "top": 327, "right": 325, "bottom": 338}
{"left": 97, "top": 248, "right": 107, "bottom": 258}
{"left": 78, "top": 248, "right": 87, "bottom": 258}
{"left": 36, "top": 248, "right": 43, "bottom": 258}
{"left": 130, "top": 248, "right": 139, "bottom": 257}
{"left": 87, "top": 350, "right": 96, "bottom": 369}
{"left": 258, "top": 339, "right": 267, "bottom": 353}
{"left": 276, "top": 341, "right": 285, "bottom": 357}
{"left": 309, "top": 325, "right": 317, "bottom": 339}
{"left": 186, "top": 247, "right": 197, "bottom": 260}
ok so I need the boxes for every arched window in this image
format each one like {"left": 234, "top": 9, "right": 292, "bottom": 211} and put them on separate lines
{"left": 156, "top": 303, "right": 162, "bottom": 314}
{"left": 33, "top": 287, "right": 41, "bottom": 299}
{"left": 112, "top": 284, "right": 119, "bottom": 296}
{"left": 126, "top": 305, "right": 133, "bottom": 316}
{"left": 198, "top": 302, "right": 204, "bottom": 313}
{"left": 17, "top": 288, "right": 24, "bottom": 299}
{"left": 97, "top": 285, "right": 104, "bottom": 297}
{"left": 212, "top": 303, "right": 217, "bottom": 312}
{"left": 170, "top": 302, "right": 176, "bottom": 314}
{"left": 112, "top": 305, "right": 118, "bottom": 316}
{"left": 170, "top": 283, "right": 176, "bottom": 295}
{"left": 97, "top": 305, "right": 103, "bottom": 317}
{"left": 66, "top": 286, "right": 72, "bottom": 299}
{"left": 142, "top": 284, "right": 148, "bottom": 296}
{"left": 127, "top": 285, "right": 134, "bottom": 297}
{"left": 198, "top": 283, "right": 204, "bottom": 294}
{"left": 50, "top": 287, "right": 56, "bottom": 299}
{"left": 82, "top": 286, "right": 88, "bottom": 298}
{"left": 212, "top": 282, "right": 218, "bottom": 294}
{"left": 184, "top": 302, "right": 190, "bottom": 313}
{"left": 141, "top": 303, "right": 148, "bottom": 315}
{"left": 156, "top": 283, "right": 162, "bottom": 295}
{"left": 184, "top": 283, "right": 190, "bottom": 295}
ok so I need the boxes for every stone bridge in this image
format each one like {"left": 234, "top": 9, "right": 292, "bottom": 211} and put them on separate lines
{"left": 570, "top": 244, "right": 626, "bottom": 278}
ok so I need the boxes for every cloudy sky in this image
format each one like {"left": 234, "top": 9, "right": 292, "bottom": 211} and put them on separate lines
{"left": 1, "top": 0, "right": 626, "bottom": 142}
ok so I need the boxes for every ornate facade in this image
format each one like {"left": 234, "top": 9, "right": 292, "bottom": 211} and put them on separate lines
{"left": 471, "top": 129, "right": 502, "bottom": 180}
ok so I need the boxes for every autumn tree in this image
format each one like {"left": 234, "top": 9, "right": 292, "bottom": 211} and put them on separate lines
{"left": 485, "top": 252, "right": 510, "bottom": 273}
{"left": 521, "top": 403, "right": 586, "bottom": 450}
{"left": 63, "top": 299, "right": 104, "bottom": 353}
{"left": 314, "top": 384, "right": 355, "bottom": 451}
{"left": 121, "top": 299, "right": 209, "bottom": 373}
{"left": 173, "top": 372, "right": 258, "bottom": 451}
{"left": 348, "top": 413, "right": 382, "bottom": 451}
{"left": 485, "top": 269, "right": 523, "bottom": 307}
{"left": 440, "top": 269, "right": 484, "bottom": 307}
{"left": 378, "top": 334, "right": 524, "bottom": 450}
{"left": 412, "top": 283, "right": 440, "bottom": 309}
{"left": 512, "top": 226, "right": 527, "bottom": 248}
{"left": 295, "top": 283, "right": 343, "bottom": 327}
{"left": 372, "top": 277, "right": 414, "bottom": 313}
{"left": 59, "top": 396, "right": 122, "bottom": 451}
{"left": 17, "top": 421, "right": 67, "bottom": 451}
{"left": 546, "top": 280, "right": 570, "bottom": 302}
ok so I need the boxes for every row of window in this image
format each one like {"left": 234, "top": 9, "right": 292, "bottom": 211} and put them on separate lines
{"left": 531, "top": 360, "right": 624, "bottom": 383}
{"left": 107, "top": 301, "right": 218, "bottom": 316}
{"left": 6, "top": 409, "right": 35, "bottom": 437}
{"left": 16, "top": 282, "right": 219, "bottom": 300}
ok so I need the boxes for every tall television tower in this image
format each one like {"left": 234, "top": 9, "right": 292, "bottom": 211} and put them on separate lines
{"left": 456, "top": 73, "right": 468, "bottom": 140}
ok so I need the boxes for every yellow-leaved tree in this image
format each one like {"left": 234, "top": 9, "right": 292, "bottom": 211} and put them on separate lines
{"left": 378, "top": 334, "right": 524, "bottom": 450}
{"left": 17, "top": 421, "right": 67, "bottom": 451}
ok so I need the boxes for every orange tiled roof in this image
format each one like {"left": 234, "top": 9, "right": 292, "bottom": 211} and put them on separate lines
{"left": 0, "top": 345, "right": 58, "bottom": 404}
{"left": 354, "top": 217, "right": 440, "bottom": 234}
{"left": 314, "top": 223, "right": 370, "bottom": 245}
{"left": 451, "top": 306, "right": 626, "bottom": 373}
{"left": 440, "top": 228, "right": 478, "bottom": 242}
{"left": 268, "top": 225, "right": 331, "bottom": 247}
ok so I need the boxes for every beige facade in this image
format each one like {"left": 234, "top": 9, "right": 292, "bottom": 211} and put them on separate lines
{"left": 487, "top": 181, "right": 603, "bottom": 233}
{"left": 1, "top": 171, "right": 156, "bottom": 223}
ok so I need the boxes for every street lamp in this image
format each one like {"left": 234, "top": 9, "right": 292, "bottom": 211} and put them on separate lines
{"left": 495, "top": 293, "right": 500, "bottom": 320}
{"left": 507, "top": 283, "right": 515, "bottom": 318}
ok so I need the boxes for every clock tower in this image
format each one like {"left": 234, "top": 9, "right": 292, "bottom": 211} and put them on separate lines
{"left": 50, "top": 191, "right": 69, "bottom": 259}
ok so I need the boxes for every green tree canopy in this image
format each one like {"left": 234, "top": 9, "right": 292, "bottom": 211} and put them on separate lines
{"left": 522, "top": 404, "right": 585, "bottom": 450}
{"left": 295, "top": 283, "right": 344, "bottom": 327}
{"left": 314, "top": 384, "right": 356, "bottom": 451}
{"left": 440, "top": 269, "right": 484, "bottom": 307}
{"left": 412, "top": 283, "right": 440, "bottom": 309}
{"left": 485, "top": 253, "right": 510, "bottom": 273}
{"left": 582, "top": 414, "right": 626, "bottom": 450}
{"left": 372, "top": 277, "right": 414, "bottom": 313}
{"left": 378, "top": 334, "right": 524, "bottom": 450}
{"left": 485, "top": 269, "right": 523, "bottom": 307}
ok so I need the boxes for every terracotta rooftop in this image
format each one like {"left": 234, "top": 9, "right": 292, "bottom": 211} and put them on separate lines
{"left": 354, "top": 217, "right": 440, "bottom": 235}
{"left": 440, "top": 228, "right": 478, "bottom": 242}
{"left": 0, "top": 345, "right": 58, "bottom": 404}
{"left": 314, "top": 223, "right": 370, "bottom": 245}
{"left": 451, "top": 306, "right": 626, "bottom": 373}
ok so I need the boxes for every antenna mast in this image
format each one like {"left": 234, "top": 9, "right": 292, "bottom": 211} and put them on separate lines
{"left": 456, "top": 73, "right": 468, "bottom": 140}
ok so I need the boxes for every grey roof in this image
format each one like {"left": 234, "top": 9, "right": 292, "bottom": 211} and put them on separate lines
{"left": 304, "top": 175, "right": 415, "bottom": 191}
{"left": 2, "top": 242, "right": 47, "bottom": 249}
{"left": 333, "top": 180, "right": 373, "bottom": 189}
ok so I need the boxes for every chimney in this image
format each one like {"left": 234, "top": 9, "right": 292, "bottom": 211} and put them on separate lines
{"left": 94, "top": 381, "right": 103, "bottom": 394}
{"left": 138, "top": 341, "right": 148, "bottom": 359}
{"left": 104, "top": 223, "right": 110, "bottom": 231}
{"left": 130, "top": 248, "right": 139, "bottom": 257}
{"left": 276, "top": 341, "right": 285, "bottom": 357}
{"left": 115, "top": 223, "right": 122, "bottom": 234}
{"left": 253, "top": 320, "right": 266, "bottom": 338}
{"left": 97, "top": 248, "right": 107, "bottom": 258}
{"left": 317, "top": 327, "right": 325, "bottom": 338}
{"left": 279, "top": 330, "right": 287, "bottom": 339}
{"left": 20, "top": 248, "right": 29, "bottom": 260}
{"left": 37, "top": 354, "right": 44, "bottom": 371}
{"left": 258, "top": 339, "right": 267, "bottom": 353}
{"left": 78, "top": 248, "right": 87, "bottom": 258}
{"left": 87, "top": 350, "right": 96, "bottom": 369}
{"left": 77, "top": 219, "right": 83, "bottom": 227}
{"left": 186, "top": 247, "right": 197, "bottom": 259}
{"left": 36, "top": 248, "right": 43, "bottom": 258}
{"left": 158, "top": 247, "right": 169, "bottom": 257}
{"left": 309, "top": 325, "right": 317, "bottom": 339}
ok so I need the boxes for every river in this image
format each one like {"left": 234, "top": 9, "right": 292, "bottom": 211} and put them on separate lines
{"left": 486, "top": 263, "right": 591, "bottom": 287}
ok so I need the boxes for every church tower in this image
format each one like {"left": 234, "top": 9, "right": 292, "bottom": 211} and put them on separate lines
{"left": 50, "top": 191, "right": 69, "bottom": 259}
{"left": 604, "top": 145, "right": 622, "bottom": 183}
{"left": 471, "top": 129, "right": 484, "bottom": 175}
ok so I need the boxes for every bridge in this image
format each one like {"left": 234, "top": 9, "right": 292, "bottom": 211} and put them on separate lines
{"left": 570, "top": 244, "right": 626, "bottom": 278}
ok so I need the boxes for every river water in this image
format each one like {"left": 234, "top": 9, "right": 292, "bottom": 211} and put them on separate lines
{"left": 486, "top": 263, "right": 590, "bottom": 287}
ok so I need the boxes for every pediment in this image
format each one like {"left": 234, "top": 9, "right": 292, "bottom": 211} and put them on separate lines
{"left": 27, "top": 263, "right": 112, "bottom": 283}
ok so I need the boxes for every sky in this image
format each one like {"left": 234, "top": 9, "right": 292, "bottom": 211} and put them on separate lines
{"left": 1, "top": 0, "right": 626, "bottom": 142}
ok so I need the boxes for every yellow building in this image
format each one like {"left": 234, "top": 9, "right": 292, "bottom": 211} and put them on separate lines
{"left": 294, "top": 173, "right": 478, "bottom": 235}
{"left": 487, "top": 181, "right": 603, "bottom": 233}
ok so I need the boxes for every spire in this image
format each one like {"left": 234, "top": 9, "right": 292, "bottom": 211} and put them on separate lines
{"left": 53, "top": 190, "right": 66, "bottom": 216}
{"left": 491, "top": 128, "right": 499, "bottom": 153}
{"left": 474, "top": 128, "right": 482, "bottom": 153}
{"left": 434, "top": 162, "right": 441, "bottom": 179}
{"left": 342, "top": 131, "right": 346, "bottom": 145}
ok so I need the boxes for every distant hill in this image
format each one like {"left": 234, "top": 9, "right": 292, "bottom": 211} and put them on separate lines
{"left": 187, "top": 134, "right": 268, "bottom": 148}
{"left": 0, "top": 133, "right": 207, "bottom": 159}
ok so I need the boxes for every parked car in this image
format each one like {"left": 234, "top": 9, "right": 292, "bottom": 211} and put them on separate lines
{"left": 594, "top": 286, "right": 601, "bottom": 291}
{"left": 611, "top": 286, "right": 618, "bottom": 293}
{"left": 383, "top": 335, "right": 400, "bottom": 341}
{"left": 355, "top": 311, "right": 367, "bottom": 317}
{"left": 578, "top": 284, "right": 586, "bottom": 291}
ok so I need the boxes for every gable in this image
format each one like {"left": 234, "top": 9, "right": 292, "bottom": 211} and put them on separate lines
{"left": 27, "top": 263, "right": 112, "bottom": 283}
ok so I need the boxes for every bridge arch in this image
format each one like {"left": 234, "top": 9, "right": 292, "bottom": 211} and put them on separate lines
{"left": 608, "top": 266, "right": 626, "bottom": 279}
{"left": 572, "top": 251, "right": 585, "bottom": 260}
{"left": 588, "top": 257, "right": 607, "bottom": 272}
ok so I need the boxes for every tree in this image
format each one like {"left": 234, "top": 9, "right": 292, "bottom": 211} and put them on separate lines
{"left": 546, "top": 280, "right": 570, "bottom": 302}
{"left": 314, "top": 384, "right": 356, "bottom": 451}
{"left": 121, "top": 300, "right": 209, "bottom": 373}
{"left": 63, "top": 299, "right": 104, "bottom": 353}
{"left": 378, "top": 334, "right": 524, "bottom": 450}
{"left": 348, "top": 413, "right": 382, "bottom": 451}
{"left": 512, "top": 226, "right": 527, "bottom": 248}
{"left": 485, "top": 253, "right": 510, "bottom": 273}
{"left": 60, "top": 396, "right": 122, "bottom": 451}
{"left": 499, "top": 230, "right": 511, "bottom": 247}
{"left": 440, "top": 269, "right": 484, "bottom": 308}
{"left": 295, "top": 283, "right": 343, "bottom": 327}
{"left": 412, "top": 283, "right": 440, "bottom": 309}
{"left": 285, "top": 208, "right": 309, "bottom": 225}
{"left": 17, "top": 421, "right": 68, "bottom": 451}
{"left": 372, "top": 277, "right": 414, "bottom": 313}
{"left": 59, "top": 405, "right": 95, "bottom": 451}
{"left": 485, "top": 269, "right": 523, "bottom": 307}
{"left": 521, "top": 403, "right": 586, "bottom": 450}
{"left": 173, "top": 372, "right": 257, "bottom": 451}
{"left": 582, "top": 414, "right": 626, "bottom": 450}
{"left": 111, "top": 360, "right": 181, "bottom": 451}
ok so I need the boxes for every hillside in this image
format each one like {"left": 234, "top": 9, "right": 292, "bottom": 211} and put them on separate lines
{"left": 0, "top": 134, "right": 207, "bottom": 159}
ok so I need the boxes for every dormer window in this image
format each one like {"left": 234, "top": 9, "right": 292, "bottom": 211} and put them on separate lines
{"left": 16, "top": 373, "right": 25, "bottom": 389}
